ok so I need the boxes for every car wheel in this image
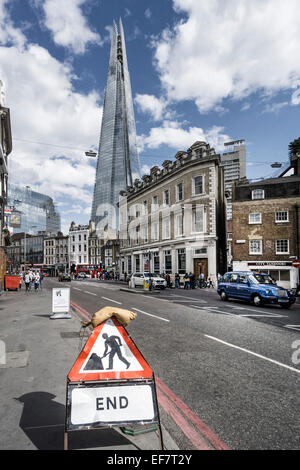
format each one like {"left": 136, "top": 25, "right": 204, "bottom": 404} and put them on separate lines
{"left": 220, "top": 290, "right": 228, "bottom": 301}
{"left": 252, "top": 294, "right": 263, "bottom": 306}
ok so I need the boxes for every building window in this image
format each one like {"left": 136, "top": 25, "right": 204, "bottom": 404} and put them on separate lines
{"left": 163, "top": 189, "right": 170, "bottom": 206}
{"left": 162, "top": 217, "right": 170, "bottom": 239}
{"left": 143, "top": 200, "right": 148, "bottom": 215}
{"left": 176, "top": 182, "right": 183, "bottom": 201}
{"left": 252, "top": 189, "right": 265, "bottom": 200}
{"left": 142, "top": 225, "right": 148, "bottom": 244}
{"left": 275, "top": 211, "right": 289, "bottom": 223}
{"left": 152, "top": 195, "right": 158, "bottom": 212}
{"left": 249, "top": 239, "right": 262, "bottom": 254}
{"left": 135, "top": 226, "right": 140, "bottom": 245}
{"left": 193, "top": 175, "right": 204, "bottom": 195}
{"left": 176, "top": 212, "right": 184, "bottom": 236}
{"left": 249, "top": 213, "right": 262, "bottom": 224}
{"left": 177, "top": 248, "right": 186, "bottom": 274}
{"left": 276, "top": 239, "right": 289, "bottom": 254}
{"left": 193, "top": 206, "right": 205, "bottom": 232}
{"left": 135, "top": 255, "right": 140, "bottom": 273}
{"left": 151, "top": 221, "right": 159, "bottom": 241}
{"left": 153, "top": 253, "right": 160, "bottom": 274}
{"left": 164, "top": 250, "right": 172, "bottom": 273}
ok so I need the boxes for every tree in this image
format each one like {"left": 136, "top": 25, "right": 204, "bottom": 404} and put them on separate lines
{"left": 289, "top": 137, "right": 300, "bottom": 158}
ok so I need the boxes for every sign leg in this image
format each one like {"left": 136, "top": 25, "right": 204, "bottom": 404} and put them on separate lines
{"left": 64, "top": 431, "right": 68, "bottom": 450}
{"left": 157, "top": 421, "right": 164, "bottom": 450}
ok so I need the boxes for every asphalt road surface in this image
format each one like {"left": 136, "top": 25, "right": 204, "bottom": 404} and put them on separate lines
{"left": 49, "top": 277, "right": 300, "bottom": 450}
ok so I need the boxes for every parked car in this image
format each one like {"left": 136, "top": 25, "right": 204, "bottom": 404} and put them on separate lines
{"left": 76, "top": 272, "right": 88, "bottom": 279}
{"left": 129, "top": 272, "right": 167, "bottom": 289}
{"left": 58, "top": 272, "right": 71, "bottom": 282}
{"left": 217, "top": 271, "right": 295, "bottom": 308}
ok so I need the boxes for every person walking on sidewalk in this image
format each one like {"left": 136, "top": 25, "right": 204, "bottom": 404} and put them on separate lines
{"left": 184, "top": 273, "right": 189, "bottom": 290}
{"left": 39, "top": 271, "right": 43, "bottom": 290}
{"left": 175, "top": 273, "right": 180, "bottom": 288}
{"left": 34, "top": 272, "right": 40, "bottom": 291}
{"left": 25, "top": 272, "right": 30, "bottom": 292}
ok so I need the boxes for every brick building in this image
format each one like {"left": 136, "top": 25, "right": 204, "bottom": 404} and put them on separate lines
{"left": 232, "top": 155, "right": 300, "bottom": 288}
{"left": 119, "top": 141, "right": 227, "bottom": 284}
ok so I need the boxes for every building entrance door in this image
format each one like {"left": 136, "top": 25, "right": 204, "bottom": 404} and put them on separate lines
{"left": 194, "top": 258, "right": 208, "bottom": 279}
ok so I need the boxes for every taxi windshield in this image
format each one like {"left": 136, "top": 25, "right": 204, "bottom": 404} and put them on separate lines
{"left": 252, "top": 273, "right": 276, "bottom": 285}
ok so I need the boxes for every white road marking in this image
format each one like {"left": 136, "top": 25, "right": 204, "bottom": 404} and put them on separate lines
{"left": 101, "top": 296, "right": 122, "bottom": 305}
{"left": 84, "top": 291, "right": 97, "bottom": 296}
{"left": 190, "top": 305, "right": 239, "bottom": 317}
{"left": 170, "top": 299, "right": 207, "bottom": 304}
{"left": 284, "top": 325, "right": 300, "bottom": 332}
{"left": 239, "top": 313, "right": 287, "bottom": 318}
{"left": 73, "top": 287, "right": 82, "bottom": 291}
{"left": 205, "top": 335, "right": 300, "bottom": 375}
{"left": 131, "top": 308, "right": 170, "bottom": 323}
{"left": 140, "top": 295, "right": 169, "bottom": 301}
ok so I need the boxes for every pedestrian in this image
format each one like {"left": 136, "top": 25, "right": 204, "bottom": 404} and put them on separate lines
{"left": 175, "top": 273, "right": 180, "bottom": 288}
{"left": 199, "top": 272, "right": 205, "bottom": 288}
{"left": 184, "top": 273, "right": 189, "bottom": 290}
{"left": 165, "top": 273, "right": 171, "bottom": 288}
{"left": 207, "top": 275, "right": 213, "bottom": 288}
{"left": 25, "top": 272, "right": 30, "bottom": 292}
{"left": 124, "top": 272, "right": 127, "bottom": 282}
{"left": 34, "top": 272, "right": 40, "bottom": 291}
{"left": 39, "top": 271, "right": 44, "bottom": 290}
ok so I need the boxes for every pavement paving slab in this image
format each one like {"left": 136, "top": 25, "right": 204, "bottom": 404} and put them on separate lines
{"left": 0, "top": 287, "right": 178, "bottom": 451}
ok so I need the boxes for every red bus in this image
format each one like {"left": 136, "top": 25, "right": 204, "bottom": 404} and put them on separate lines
{"left": 30, "top": 264, "right": 53, "bottom": 277}
{"left": 75, "top": 264, "right": 98, "bottom": 277}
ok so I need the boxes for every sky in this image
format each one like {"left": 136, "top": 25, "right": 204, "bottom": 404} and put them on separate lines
{"left": 1, "top": 0, "right": 300, "bottom": 234}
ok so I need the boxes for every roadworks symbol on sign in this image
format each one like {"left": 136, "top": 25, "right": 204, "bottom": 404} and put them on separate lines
{"left": 68, "top": 317, "right": 153, "bottom": 382}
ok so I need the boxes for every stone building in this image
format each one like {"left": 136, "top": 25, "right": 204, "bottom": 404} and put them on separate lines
{"left": 44, "top": 232, "right": 69, "bottom": 274}
{"left": 232, "top": 154, "right": 300, "bottom": 288}
{"left": 119, "top": 141, "right": 227, "bottom": 283}
{"left": 0, "top": 80, "right": 12, "bottom": 286}
{"left": 69, "top": 222, "right": 89, "bottom": 266}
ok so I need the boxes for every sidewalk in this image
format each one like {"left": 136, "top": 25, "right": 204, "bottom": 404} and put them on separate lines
{"left": 0, "top": 286, "right": 178, "bottom": 450}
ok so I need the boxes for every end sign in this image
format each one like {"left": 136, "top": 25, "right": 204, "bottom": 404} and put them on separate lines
{"left": 66, "top": 381, "right": 158, "bottom": 430}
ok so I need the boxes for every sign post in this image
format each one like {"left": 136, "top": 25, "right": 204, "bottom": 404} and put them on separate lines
{"left": 65, "top": 316, "right": 163, "bottom": 450}
{"left": 50, "top": 287, "right": 71, "bottom": 319}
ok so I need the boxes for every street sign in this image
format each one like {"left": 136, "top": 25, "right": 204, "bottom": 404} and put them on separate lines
{"left": 66, "top": 381, "right": 158, "bottom": 430}
{"left": 68, "top": 317, "right": 153, "bottom": 382}
{"left": 52, "top": 287, "right": 70, "bottom": 313}
{"left": 292, "top": 259, "right": 300, "bottom": 268}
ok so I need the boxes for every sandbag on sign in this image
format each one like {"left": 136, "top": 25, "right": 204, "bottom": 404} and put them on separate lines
{"left": 81, "top": 306, "right": 137, "bottom": 328}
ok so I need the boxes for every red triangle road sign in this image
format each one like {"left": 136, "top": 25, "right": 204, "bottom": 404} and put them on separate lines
{"left": 68, "top": 316, "right": 153, "bottom": 382}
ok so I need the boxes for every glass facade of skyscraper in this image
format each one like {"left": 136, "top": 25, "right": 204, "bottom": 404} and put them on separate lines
{"left": 7, "top": 183, "right": 61, "bottom": 235}
{"left": 91, "top": 19, "right": 140, "bottom": 231}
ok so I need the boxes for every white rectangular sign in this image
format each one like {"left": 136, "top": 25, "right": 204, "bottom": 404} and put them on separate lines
{"left": 67, "top": 382, "right": 158, "bottom": 429}
{"left": 52, "top": 288, "right": 70, "bottom": 313}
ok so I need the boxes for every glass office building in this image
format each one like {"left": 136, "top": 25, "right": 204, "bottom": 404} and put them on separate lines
{"left": 7, "top": 183, "right": 61, "bottom": 235}
{"left": 91, "top": 19, "right": 140, "bottom": 231}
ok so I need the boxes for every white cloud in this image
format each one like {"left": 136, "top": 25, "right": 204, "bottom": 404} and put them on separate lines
{"left": 263, "top": 101, "right": 289, "bottom": 114}
{"left": 0, "top": 2, "right": 102, "bottom": 229}
{"left": 0, "top": 0, "right": 26, "bottom": 48}
{"left": 39, "top": 0, "right": 101, "bottom": 54}
{"left": 145, "top": 8, "right": 152, "bottom": 19}
{"left": 139, "top": 121, "right": 230, "bottom": 152}
{"left": 291, "top": 88, "right": 300, "bottom": 106}
{"left": 153, "top": 0, "right": 300, "bottom": 112}
{"left": 135, "top": 93, "right": 168, "bottom": 121}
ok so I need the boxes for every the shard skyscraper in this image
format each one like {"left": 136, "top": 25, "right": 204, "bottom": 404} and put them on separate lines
{"left": 91, "top": 19, "right": 140, "bottom": 232}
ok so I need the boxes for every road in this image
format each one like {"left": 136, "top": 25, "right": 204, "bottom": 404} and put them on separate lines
{"left": 50, "top": 277, "right": 300, "bottom": 450}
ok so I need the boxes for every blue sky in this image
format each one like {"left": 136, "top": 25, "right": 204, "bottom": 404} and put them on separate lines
{"left": 1, "top": 0, "right": 300, "bottom": 233}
